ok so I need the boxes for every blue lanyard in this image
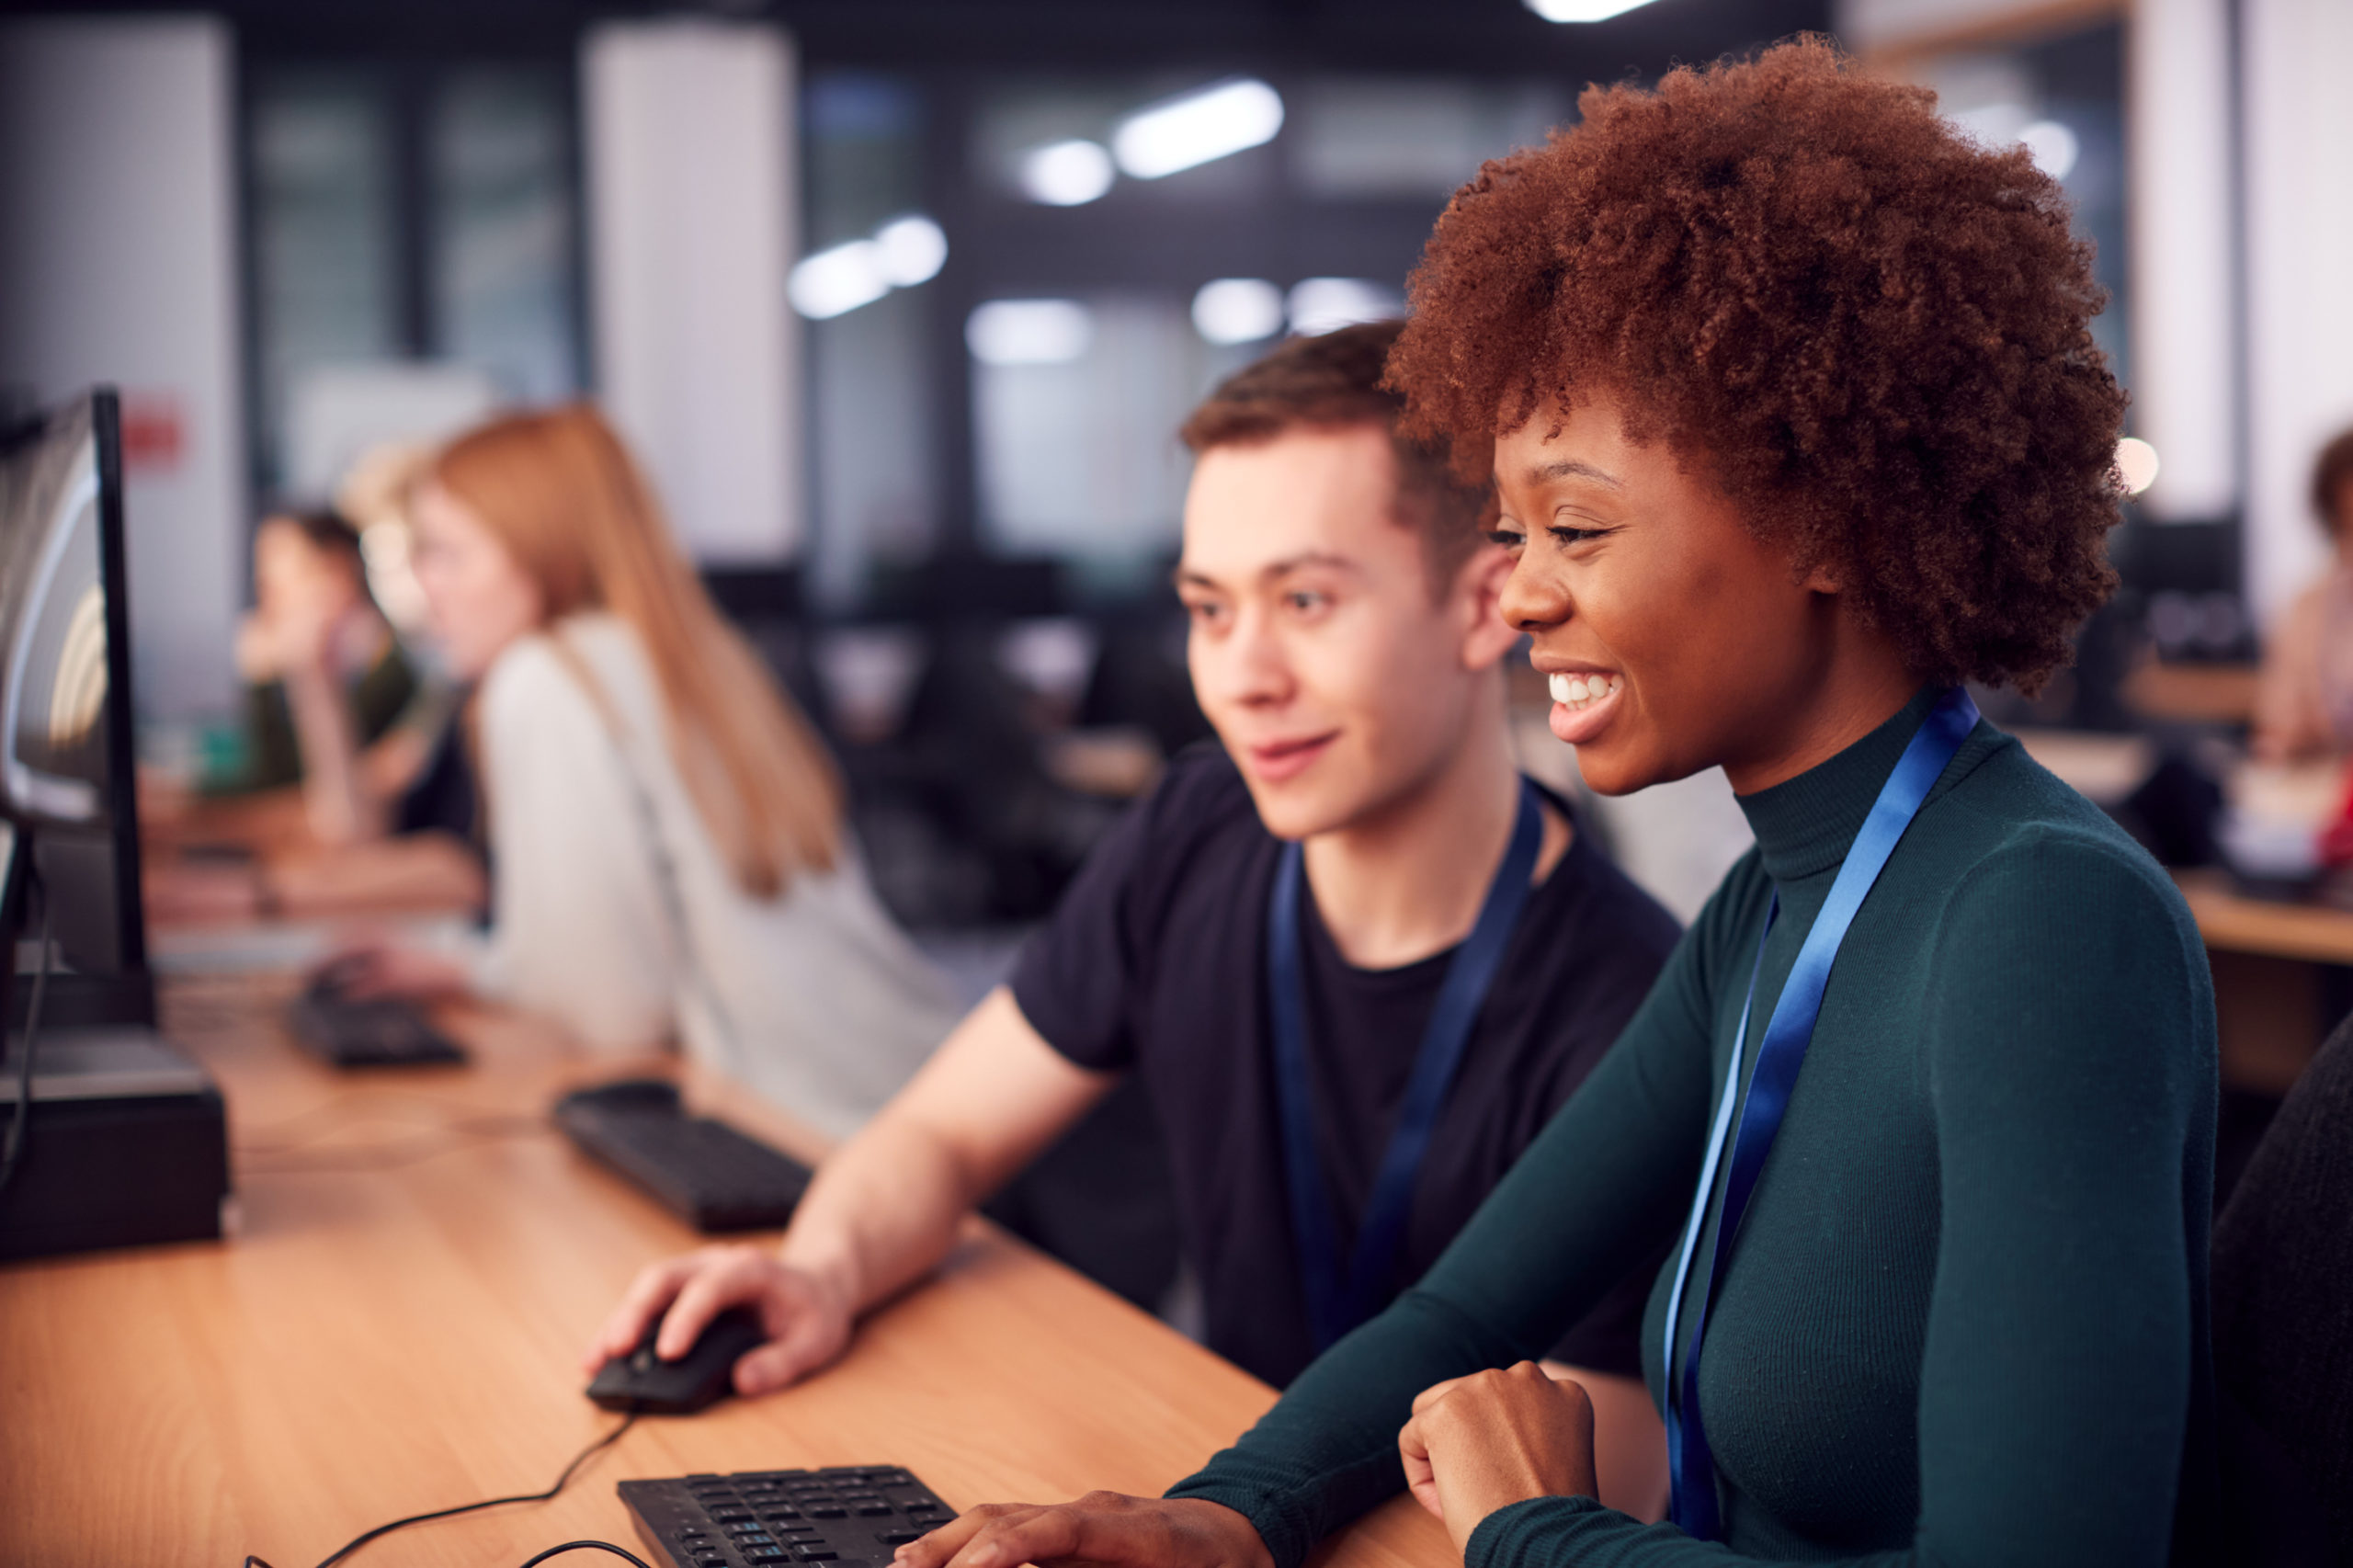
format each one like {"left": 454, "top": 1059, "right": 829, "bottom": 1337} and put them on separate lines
{"left": 1662, "top": 688, "right": 1980, "bottom": 1541}
{"left": 1267, "top": 778, "right": 1544, "bottom": 1354}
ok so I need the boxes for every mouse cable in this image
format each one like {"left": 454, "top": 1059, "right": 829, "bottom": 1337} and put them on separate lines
{"left": 0, "top": 867, "right": 55, "bottom": 1203}
{"left": 239, "top": 1409, "right": 638, "bottom": 1568}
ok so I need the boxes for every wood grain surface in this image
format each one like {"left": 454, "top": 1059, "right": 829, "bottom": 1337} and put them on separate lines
{"left": 0, "top": 969, "right": 1453, "bottom": 1568}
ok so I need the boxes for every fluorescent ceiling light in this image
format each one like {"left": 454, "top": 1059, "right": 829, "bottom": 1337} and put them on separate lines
{"left": 1113, "top": 79, "right": 1284, "bottom": 179}
{"left": 967, "top": 300, "right": 1095, "bottom": 366}
{"left": 790, "top": 241, "right": 889, "bottom": 320}
{"left": 1287, "top": 278, "right": 1405, "bottom": 336}
{"left": 2115, "top": 437, "right": 2160, "bottom": 496}
{"left": 1523, "top": 0, "right": 1661, "bottom": 20}
{"left": 2018, "top": 119, "right": 2079, "bottom": 181}
{"left": 874, "top": 215, "right": 948, "bottom": 286}
{"left": 1192, "top": 278, "right": 1285, "bottom": 346}
{"left": 790, "top": 213, "right": 949, "bottom": 320}
{"left": 1021, "top": 139, "right": 1116, "bottom": 206}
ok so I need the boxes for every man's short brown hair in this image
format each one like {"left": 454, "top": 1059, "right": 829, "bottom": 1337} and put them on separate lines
{"left": 1180, "top": 321, "right": 1491, "bottom": 589}
{"left": 2313, "top": 426, "right": 2353, "bottom": 534}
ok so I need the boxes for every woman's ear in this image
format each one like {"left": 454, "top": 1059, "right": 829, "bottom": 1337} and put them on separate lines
{"left": 1457, "top": 541, "right": 1523, "bottom": 672}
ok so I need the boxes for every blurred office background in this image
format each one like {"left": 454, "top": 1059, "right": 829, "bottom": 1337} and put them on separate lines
{"left": 2, "top": 0, "right": 2350, "bottom": 937}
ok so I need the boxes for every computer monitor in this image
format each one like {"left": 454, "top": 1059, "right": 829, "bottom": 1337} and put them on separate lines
{"left": 0, "top": 389, "right": 151, "bottom": 1028}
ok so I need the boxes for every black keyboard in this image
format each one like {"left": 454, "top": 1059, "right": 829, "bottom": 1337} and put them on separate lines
{"left": 554, "top": 1078, "right": 812, "bottom": 1232}
{"left": 620, "top": 1465, "right": 954, "bottom": 1568}
{"left": 286, "top": 987, "right": 468, "bottom": 1068}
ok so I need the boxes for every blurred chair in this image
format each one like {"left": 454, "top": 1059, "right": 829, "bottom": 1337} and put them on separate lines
{"left": 2212, "top": 1008, "right": 2353, "bottom": 1564}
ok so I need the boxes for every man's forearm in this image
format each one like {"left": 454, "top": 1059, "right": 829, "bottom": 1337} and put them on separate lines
{"left": 776, "top": 1113, "right": 991, "bottom": 1322}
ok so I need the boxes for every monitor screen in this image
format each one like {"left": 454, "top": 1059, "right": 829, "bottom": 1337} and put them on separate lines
{"left": 0, "top": 392, "right": 148, "bottom": 1019}
{"left": 0, "top": 397, "right": 112, "bottom": 823}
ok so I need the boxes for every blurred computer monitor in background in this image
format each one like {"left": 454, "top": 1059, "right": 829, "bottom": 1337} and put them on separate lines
{"left": 0, "top": 389, "right": 152, "bottom": 1029}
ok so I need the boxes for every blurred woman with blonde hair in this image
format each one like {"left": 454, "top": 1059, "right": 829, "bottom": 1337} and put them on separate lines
{"left": 337, "top": 403, "right": 957, "bottom": 1136}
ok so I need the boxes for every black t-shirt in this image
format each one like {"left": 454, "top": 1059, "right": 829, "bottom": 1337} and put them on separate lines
{"left": 1010, "top": 744, "right": 1682, "bottom": 1388}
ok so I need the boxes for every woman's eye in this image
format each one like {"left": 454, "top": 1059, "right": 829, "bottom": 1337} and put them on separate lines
{"left": 1547, "top": 526, "right": 1611, "bottom": 547}
{"left": 1486, "top": 528, "right": 1527, "bottom": 551}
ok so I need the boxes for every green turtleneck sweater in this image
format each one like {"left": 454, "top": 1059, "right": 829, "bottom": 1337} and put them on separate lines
{"left": 1168, "top": 689, "right": 2220, "bottom": 1565}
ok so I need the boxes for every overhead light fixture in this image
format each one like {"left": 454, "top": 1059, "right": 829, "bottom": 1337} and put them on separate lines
{"left": 789, "top": 240, "right": 890, "bottom": 320}
{"left": 790, "top": 213, "right": 949, "bottom": 320}
{"left": 1523, "top": 0, "right": 1661, "bottom": 20}
{"left": 2116, "top": 437, "right": 2161, "bottom": 496}
{"left": 1021, "top": 139, "right": 1116, "bottom": 206}
{"left": 1192, "top": 278, "right": 1285, "bottom": 346}
{"left": 2018, "top": 119, "right": 2079, "bottom": 181}
{"left": 874, "top": 215, "right": 948, "bottom": 287}
{"left": 967, "top": 300, "right": 1095, "bottom": 366}
{"left": 1113, "top": 79, "right": 1284, "bottom": 180}
{"left": 1286, "top": 278, "right": 1405, "bottom": 336}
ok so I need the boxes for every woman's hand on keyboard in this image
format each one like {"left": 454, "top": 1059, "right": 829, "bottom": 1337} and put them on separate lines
{"left": 585, "top": 1244, "right": 854, "bottom": 1396}
{"left": 895, "top": 1494, "right": 1273, "bottom": 1568}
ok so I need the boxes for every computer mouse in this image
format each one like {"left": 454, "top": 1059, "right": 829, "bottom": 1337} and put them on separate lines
{"left": 585, "top": 1304, "right": 768, "bottom": 1415}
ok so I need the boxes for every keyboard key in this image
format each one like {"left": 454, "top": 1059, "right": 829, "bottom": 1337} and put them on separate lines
{"left": 796, "top": 1549, "right": 838, "bottom": 1562}
{"left": 877, "top": 1531, "right": 922, "bottom": 1547}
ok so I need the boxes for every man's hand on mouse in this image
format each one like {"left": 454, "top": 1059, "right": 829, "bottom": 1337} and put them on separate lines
{"left": 585, "top": 1244, "right": 854, "bottom": 1397}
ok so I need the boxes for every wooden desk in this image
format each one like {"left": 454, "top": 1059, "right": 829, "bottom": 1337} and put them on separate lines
{"left": 2172, "top": 870, "right": 2353, "bottom": 1094}
{"left": 0, "top": 971, "right": 1452, "bottom": 1568}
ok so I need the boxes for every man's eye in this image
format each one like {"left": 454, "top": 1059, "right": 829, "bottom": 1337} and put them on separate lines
{"left": 1286, "top": 591, "right": 1328, "bottom": 612}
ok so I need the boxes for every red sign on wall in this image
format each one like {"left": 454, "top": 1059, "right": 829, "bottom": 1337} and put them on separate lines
{"left": 119, "top": 392, "right": 184, "bottom": 476}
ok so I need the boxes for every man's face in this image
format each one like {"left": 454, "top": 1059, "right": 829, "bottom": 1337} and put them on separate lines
{"left": 1177, "top": 424, "right": 1514, "bottom": 842}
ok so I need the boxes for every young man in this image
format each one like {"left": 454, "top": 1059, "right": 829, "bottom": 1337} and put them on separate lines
{"left": 585, "top": 323, "right": 1681, "bottom": 1514}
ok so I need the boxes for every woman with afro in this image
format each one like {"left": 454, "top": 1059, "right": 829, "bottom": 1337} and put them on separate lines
{"left": 900, "top": 38, "right": 2216, "bottom": 1568}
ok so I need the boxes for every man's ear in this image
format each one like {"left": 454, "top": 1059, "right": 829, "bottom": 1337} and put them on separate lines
{"left": 1456, "top": 540, "right": 1522, "bottom": 673}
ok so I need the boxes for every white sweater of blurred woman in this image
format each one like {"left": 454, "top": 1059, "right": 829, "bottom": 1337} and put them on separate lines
{"left": 466, "top": 611, "right": 959, "bottom": 1138}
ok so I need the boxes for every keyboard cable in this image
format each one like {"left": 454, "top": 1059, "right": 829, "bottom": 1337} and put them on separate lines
{"left": 0, "top": 868, "right": 54, "bottom": 1204}
{"left": 239, "top": 1410, "right": 643, "bottom": 1568}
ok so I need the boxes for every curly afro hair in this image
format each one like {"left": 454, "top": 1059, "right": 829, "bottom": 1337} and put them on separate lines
{"left": 1387, "top": 36, "right": 2126, "bottom": 693}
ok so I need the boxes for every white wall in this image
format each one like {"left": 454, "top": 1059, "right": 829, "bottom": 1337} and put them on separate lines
{"left": 2127, "top": 0, "right": 2238, "bottom": 522}
{"left": 2242, "top": 0, "right": 2353, "bottom": 626}
{"left": 582, "top": 20, "right": 801, "bottom": 564}
{"left": 0, "top": 16, "right": 244, "bottom": 721}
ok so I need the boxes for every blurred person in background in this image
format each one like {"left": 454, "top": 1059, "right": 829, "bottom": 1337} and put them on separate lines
{"left": 327, "top": 403, "right": 958, "bottom": 1138}
{"left": 2253, "top": 426, "right": 2353, "bottom": 762}
{"left": 585, "top": 324, "right": 1682, "bottom": 1520}
{"left": 224, "top": 507, "right": 426, "bottom": 844}
{"left": 141, "top": 489, "right": 484, "bottom": 923}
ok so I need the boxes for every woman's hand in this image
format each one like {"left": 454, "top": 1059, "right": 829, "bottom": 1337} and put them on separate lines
{"left": 313, "top": 941, "right": 470, "bottom": 1002}
{"left": 894, "top": 1494, "right": 1271, "bottom": 1568}
{"left": 1398, "top": 1362, "right": 1599, "bottom": 1552}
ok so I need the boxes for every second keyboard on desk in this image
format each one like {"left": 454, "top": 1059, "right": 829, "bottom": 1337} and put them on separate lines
{"left": 554, "top": 1077, "right": 813, "bottom": 1232}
